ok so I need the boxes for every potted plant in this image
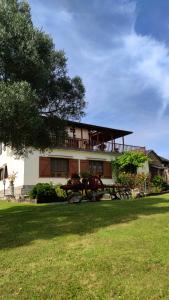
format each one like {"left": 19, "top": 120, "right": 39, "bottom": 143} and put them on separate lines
{"left": 8, "top": 172, "right": 17, "bottom": 197}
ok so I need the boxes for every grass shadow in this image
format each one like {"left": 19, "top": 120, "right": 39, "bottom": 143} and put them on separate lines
{"left": 1, "top": 195, "right": 169, "bottom": 249}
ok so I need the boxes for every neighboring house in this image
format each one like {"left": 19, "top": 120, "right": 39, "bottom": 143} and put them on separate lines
{"left": 0, "top": 120, "right": 146, "bottom": 198}
{"left": 159, "top": 156, "right": 169, "bottom": 183}
{"left": 147, "top": 150, "right": 169, "bottom": 183}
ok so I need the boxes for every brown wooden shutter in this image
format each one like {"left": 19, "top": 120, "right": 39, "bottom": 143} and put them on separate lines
{"left": 4, "top": 165, "right": 8, "bottom": 179}
{"left": 39, "top": 157, "right": 51, "bottom": 177}
{"left": 103, "top": 161, "right": 112, "bottom": 178}
{"left": 69, "top": 159, "right": 78, "bottom": 176}
{"left": 80, "top": 160, "right": 89, "bottom": 174}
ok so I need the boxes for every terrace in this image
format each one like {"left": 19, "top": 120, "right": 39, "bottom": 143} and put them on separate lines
{"left": 51, "top": 121, "right": 146, "bottom": 153}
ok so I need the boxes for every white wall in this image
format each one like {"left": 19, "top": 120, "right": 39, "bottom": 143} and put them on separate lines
{"left": 0, "top": 146, "right": 24, "bottom": 192}
{"left": 67, "top": 126, "right": 89, "bottom": 140}
{"left": 0, "top": 144, "right": 150, "bottom": 192}
{"left": 24, "top": 148, "right": 116, "bottom": 186}
{"left": 137, "top": 161, "right": 149, "bottom": 175}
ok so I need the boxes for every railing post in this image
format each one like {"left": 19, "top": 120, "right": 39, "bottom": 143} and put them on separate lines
{"left": 113, "top": 140, "right": 115, "bottom": 151}
{"left": 122, "top": 137, "right": 124, "bottom": 151}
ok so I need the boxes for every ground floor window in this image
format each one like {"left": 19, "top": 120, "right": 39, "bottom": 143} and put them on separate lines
{"left": 39, "top": 157, "right": 109, "bottom": 178}
{"left": 51, "top": 158, "right": 69, "bottom": 177}
{"left": 89, "top": 160, "right": 103, "bottom": 176}
{"left": 0, "top": 165, "right": 8, "bottom": 181}
{"left": 0, "top": 169, "right": 3, "bottom": 180}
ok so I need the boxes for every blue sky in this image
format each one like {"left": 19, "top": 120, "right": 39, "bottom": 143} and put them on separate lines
{"left": 29, "top": 0, "right": 169, "bottom": 157}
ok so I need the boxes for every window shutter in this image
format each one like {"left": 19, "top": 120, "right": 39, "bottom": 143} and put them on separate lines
{"left": 4, "top": 165, "right": 8, "bottom": 178}
{"left": 69, "top": 159, "right": 78, "bottom": 176}
{"left": 80, "top": 160, "right": 89, "bottom": 174}
{"left": 39, "top": 157, "right": 51, "bottom": 177}
{"left": 103, "top": 161, "right": 112, "bottom": 178}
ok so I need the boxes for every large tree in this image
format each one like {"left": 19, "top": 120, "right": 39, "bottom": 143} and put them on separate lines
{"left": 0, "top": 0, "right": 86, "bottom": 155}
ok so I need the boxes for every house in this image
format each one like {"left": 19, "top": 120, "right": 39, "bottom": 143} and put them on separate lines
{"left": 147, "top": 150, "right": 169, "bottom": 183}
{"left": 0, "top": 120, "right": 146, "bottom": 198}
{"left": 158, "top": 156, "right": 169, "bottom": 183}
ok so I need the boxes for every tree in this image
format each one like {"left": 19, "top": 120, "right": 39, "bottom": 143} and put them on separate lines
{"left": 0, "top": 0, "right": 86, "bottom": 155}
{"left": 112, "top": 151, "right": 148, "bottom": 179}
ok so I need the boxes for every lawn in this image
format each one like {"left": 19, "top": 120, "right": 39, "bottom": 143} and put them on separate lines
{"left": 1, "top": 195, "right": 169, "bottom": 299}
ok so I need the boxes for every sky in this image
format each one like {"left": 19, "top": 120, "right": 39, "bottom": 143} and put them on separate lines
{"left": 28, "top": 0, "right": 169, "bottom": 158}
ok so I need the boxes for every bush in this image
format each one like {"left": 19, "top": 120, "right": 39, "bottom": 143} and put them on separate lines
{"left": 29, "top": 183, "right": 68, "bottom": 203}
{"left": 55, "top": 184, "right": 67, "bottom": 201}
{"left": 149, "top": 175, "right": 169, "bottom": 194}
{"left": 117, "top": 172, "right": 149, "bottom": 190}
{"left": 118, "top": 173, "right": 135, "bottom": 188}
{"left": 152, "top": 175, "right": 163, "bottom": 189}
{"left": 29, "top": 183, "right": 56, "bottom": 203}
{"left": 151, "top": 186, "right": 162, "bottom": 193}
{"left": 162, "top": 182, "right": 169, "bottom": 191}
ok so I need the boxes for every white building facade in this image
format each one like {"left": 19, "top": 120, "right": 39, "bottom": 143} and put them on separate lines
{"left": 0, "top": 121, "right": 146, "bottom": 198}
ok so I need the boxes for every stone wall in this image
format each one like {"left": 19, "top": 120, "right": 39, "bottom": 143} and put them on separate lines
{"left": 0, "top": 185, "right": 34, "bottom": 199}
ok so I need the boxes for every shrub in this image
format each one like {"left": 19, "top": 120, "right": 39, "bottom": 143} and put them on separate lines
{"left": 118, "top": 173, "right": 135, "bottom": 188}
{"left": 118, "top": 172, "right": 149, "bottom": 190}
{"left": 150, "top": 176, "right": 169, "bottom": 193}
{"left": 151, "top": 186, "right": 162, "bottom": 193}
{"left": 29, "top": 183, "right": 56, "bottom": 203}
{"left": 135, "top": 173, "right": 150, "bottom": 189}
{"left": 55, "top": 184, "right": 67, "bottom": 201}
{"left": 162, "top": 182, "right": 169, "bottom": 191}
{"left": 152, "top": 175, "right": 163, "bottom": 189}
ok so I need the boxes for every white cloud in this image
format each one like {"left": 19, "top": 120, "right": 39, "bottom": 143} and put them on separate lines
{"left": 79, "top": 28, "right": 169, "bottom": 120}
{"left": 123, "top": 33, "right": 169, "bottom": 116}
{"left": 29, "top": 0, "right": 169, "bottom": 156}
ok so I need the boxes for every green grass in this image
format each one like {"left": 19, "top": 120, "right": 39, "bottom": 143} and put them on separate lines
{"left": 1, "top": 195, "right": 169, "bottom": 299}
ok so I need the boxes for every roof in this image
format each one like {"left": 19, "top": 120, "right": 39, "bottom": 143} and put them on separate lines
{"left": 147, "top": 150, "right": 159, "bottom": 157}
{"left": 66, "top": 120, "right": 133, "bottom": 139}
{"left": 159, "top": 156, "right": 169, "bottom": 163}
{"left": 147, "top": 150, "right": 169, "bottom": 164}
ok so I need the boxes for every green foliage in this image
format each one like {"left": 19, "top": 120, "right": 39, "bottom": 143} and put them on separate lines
{"left": 112, "top": 151, "right": 148, "bottom": 179}
{"left": 162, "top": 182, "right": 169, "bottom": 191}
{"left": 55, "top": 184, "right": 67, "bottom": 200}
{"left": 29, "top": 183, "right": 67, "bottom": 203}
{"left": 116, "top": 151, "right": 148, "bottom": 169}
{"left": 151, "top": 186, "right": 162, "bottom": 194}
{"left": 118, "top": 173, "right": 136, "bottom": 188}
{"left": 0, "top": 0, "right": 86, "bottom": 155}
{"left": 117, "top": 172, "right": 148, "bottom": 189}
{"left": 29, "top": 183, "right": 56, "bottom": 203}
{"left": 152, "top": 175, "right": 164, "bottom": 188}
{"left": 150, "top": 176, "right": 169, "bottom": 193}
{"left": 111, "top": 159, "right": 120, "bottom": 180}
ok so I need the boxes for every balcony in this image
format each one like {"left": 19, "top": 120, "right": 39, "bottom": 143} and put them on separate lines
{"left": 51, "top": 136, "right": 145, "bottom": 153}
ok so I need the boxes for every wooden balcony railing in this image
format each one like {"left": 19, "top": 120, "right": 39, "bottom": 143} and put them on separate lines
{"left": 50, "top": 136, "right": 145, "bottom": 153}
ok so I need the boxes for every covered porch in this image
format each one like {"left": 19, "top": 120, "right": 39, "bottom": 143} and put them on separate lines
{"left": 51, "top": 120, "right": 146, "bottom": 153}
